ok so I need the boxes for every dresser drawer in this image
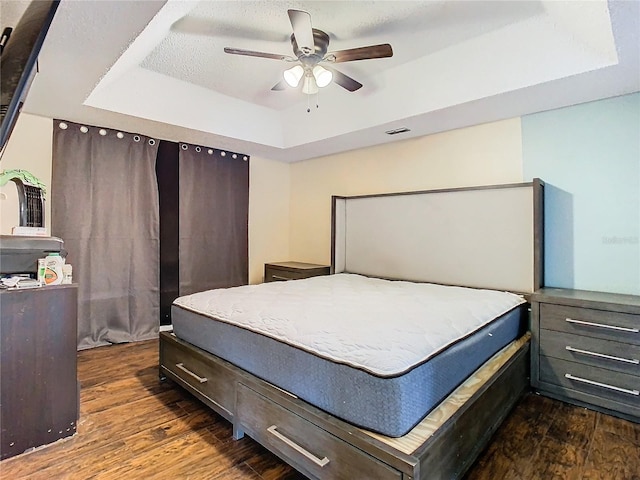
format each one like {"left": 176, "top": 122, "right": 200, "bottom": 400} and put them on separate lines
{"left": 540, "top": 356, "right": 640, "bottom": 416}
{"left": 160, "top": 334, "right": 235, "bottom": 418}
{"left": 540, "top": 329, "right": 640, "bottom": 377}
{"left": 236, "top": 383, "right": 401, "bottom": 480}
{"left": 540, "top": 303, "right": 640, "bottom": 345}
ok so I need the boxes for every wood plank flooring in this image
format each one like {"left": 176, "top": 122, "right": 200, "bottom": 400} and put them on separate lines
{"left": 1, "top": 339, "right": 638, "bottom": 479}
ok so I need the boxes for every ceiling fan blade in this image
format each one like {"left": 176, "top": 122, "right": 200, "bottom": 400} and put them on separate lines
{"left": 224, "top": 47, "right": 291, "bottom": 61}
{"left": 288, "top": 9, "right": 314, "bottom": 53}
{"left": 271, "top": 80, "right": 287, "bottom": 91}
{"left": 328, "top": 44, "right": 393, "bottom": 63}
{"left": 325, "top": 67, "right": 362, "bottom": 92}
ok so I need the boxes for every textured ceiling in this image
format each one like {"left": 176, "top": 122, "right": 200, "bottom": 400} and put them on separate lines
{"left": 140, "top": 1, "right": 545, "bottom": 110}
{"left": 12, "top": 0, "right": 640, "bottom": 162}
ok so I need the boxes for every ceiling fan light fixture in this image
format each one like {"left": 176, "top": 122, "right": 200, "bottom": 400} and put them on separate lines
{"left": 302, "top": 75, "right": 319, "bottom": 95}
{"left": 312, "top": 65, "right": 332, "bottom": 88}
{"left": 283, "top": 65, "right": 304, "bottom": 87}
{"left": 224, "top": 9, "right": 393, "bottom": 103}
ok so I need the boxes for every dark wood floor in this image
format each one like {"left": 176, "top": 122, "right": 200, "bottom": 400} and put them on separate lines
{"left": 1, "top": 340, "right": 638, "bottom": 479}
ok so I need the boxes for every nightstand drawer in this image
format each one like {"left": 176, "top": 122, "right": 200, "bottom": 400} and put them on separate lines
{"left": 540, "top": 303, "right": 640, "bottom": 345}
{"left": 236, "top": 383, "right": 401, "bottom": 480}
{"left": 265, "top": 262, "right": 330, "bottom": 283}
{"left": 540, "top": 329, "right": 640, "bottom": 377}
{"left": 540, "top": 357, "right": 640, "bottom": 415}
{"left": 266, "top": 269, "right": 317, "bottom": 282}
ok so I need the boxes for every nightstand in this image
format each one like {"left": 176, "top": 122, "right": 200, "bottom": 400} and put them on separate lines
{"left": 531, "top": 288, "right": 640, "bottom": 422}
{"left": 264, "top": 261, "right": 330, "bottom": 282}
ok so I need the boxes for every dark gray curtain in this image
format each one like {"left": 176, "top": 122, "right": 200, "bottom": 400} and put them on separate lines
{"left": 178, "top": 145, "right": 249, "bottom": 295}
{"left": 52, "top": 121, "right": 160, "bottom": 350}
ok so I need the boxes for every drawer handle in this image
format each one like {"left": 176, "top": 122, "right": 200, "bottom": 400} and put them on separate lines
{"left": 175, "top": 363, "right": 208, "bottom": 384}
{"left": 271, "top": 275, "right": 292, "bottom": 281}
{"left": 565, "top": 346, "right": 640, "bottom": 365}
{"left": 565, "top": 373, "right": 639, "bottom": 396}
{"left": 565, "top": 318, "right": 639, "bottom": 333}
{"left": 267, "top": 425, "right": 330, "bottom": 468}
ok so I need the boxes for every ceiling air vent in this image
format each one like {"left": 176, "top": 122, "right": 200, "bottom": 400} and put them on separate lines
{"left": 385, "top": 127, "right": 410, "bottom": 135}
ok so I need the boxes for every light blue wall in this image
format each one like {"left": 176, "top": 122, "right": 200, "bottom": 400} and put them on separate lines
{"left": 522, "top": 93, "right": 640, "bottom": 295}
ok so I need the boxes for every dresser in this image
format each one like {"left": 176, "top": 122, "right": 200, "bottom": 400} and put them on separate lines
{"left": 531, "top": 288, "right": 639, "bottom": 422}
{"left": 0, "top": 284, "right": 79, "bottom": 460}
{"left": 264, "top": 261, "right": 330, "bottom": 282}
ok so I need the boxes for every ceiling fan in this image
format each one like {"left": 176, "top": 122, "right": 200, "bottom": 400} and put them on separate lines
{"left": 224, "top": 9, "right": 393, "bottom": 96}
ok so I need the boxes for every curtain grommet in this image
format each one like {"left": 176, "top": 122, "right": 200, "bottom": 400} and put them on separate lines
{"left": 133, "top": 135, "right": 141, "bottom": 142}
{"left": 149, "top": 139, "right": 156, "bottom": 146}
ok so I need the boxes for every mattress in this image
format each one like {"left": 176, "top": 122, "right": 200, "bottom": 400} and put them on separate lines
{"left": 172, "top": 274, "right": 526, "bottom": 436}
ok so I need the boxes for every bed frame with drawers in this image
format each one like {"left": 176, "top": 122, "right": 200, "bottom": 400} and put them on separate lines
{"left": 160, "top": 179, "right": 544, "bottom": 479}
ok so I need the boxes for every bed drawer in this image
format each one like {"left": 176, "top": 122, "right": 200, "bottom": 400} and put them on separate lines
{"left": 236, "top": 383, "right": 401, "bottom": 480}
{"left": 540, "top": 329, "right": 640, "bottom": 377}
{"left": 539, "top": 356, "right": 640, "bottom": 416}
{"left": 160, "top": 334, "right": 235, "bottom": 418}
{"left": 540, "top": 303, "right": 640, "bottom": 345}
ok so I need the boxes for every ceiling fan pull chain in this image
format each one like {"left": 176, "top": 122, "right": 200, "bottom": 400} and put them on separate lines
{"left": 307, "top": 94, "right": 311, "bottom": 113}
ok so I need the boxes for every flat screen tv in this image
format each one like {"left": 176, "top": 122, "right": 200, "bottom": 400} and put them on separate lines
{"left": 0, "top": 0, "right": 59, "bottom": 158}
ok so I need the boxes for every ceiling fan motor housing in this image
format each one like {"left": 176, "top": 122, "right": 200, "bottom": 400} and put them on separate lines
{"left": 291, "top": 29, "right": 330, "bottom": 66}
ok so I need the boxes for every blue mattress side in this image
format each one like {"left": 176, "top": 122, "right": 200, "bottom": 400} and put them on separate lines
{"left": 172, "top": 304, "right": 525, "bottom": 437}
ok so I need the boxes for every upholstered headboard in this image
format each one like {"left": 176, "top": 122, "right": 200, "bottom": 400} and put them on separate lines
{"left": 331, "top": 179, "right": 544, "bottom": 294}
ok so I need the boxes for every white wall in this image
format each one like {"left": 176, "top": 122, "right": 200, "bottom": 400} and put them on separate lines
{"left": 0, "top": 114, "right": 53, "bottom": 235}
{"left": 288, "top": 118, "right": 524, "bottom": 265}
{"left": 248, "top": 155, "right": 290, "bottom": 284}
